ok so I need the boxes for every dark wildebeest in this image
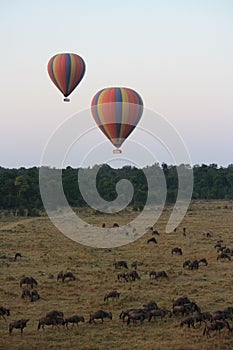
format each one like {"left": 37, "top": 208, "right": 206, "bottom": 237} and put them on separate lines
{"left": 172, "top": 296, "right": 191, "bottom": 308}
{"left": 114, "top": 260, "right": 128, "bottom": 269}
{"left": 172, "top": 247, "right": 183, "bottom": 255}
{"left": 102, "top": 223, "right": 106, "bottom": 228}
{"left": 64, "top": 315, "right": 85, "bottom": 328}
{"left": 188, "top": 260, "right": 199, "bottom": 270}
{"left": 152, "top": 230, "right": 160, "bottom": 235}
{"left": 20, "top": 276, "right": 38, "bottom": 289}
{"left": 183, "top": 227, "right": 186, "bottom": 236}
{"left": 180, "top": 316, "right": 196, "bottom": 328}
{"left": 217, "top": 253, "right": 231, "bottom": 261}
{"left": 198, "top": 258, "right": 208, "bottom": 266}
{"left": 46, "top": 310, "right": 64, "bottom": 319}
{"left": 119, "top": 308, "right": 149, "bottom": 322}
{"left": 149, "top": 271, "right": 168, "bottom": 280}
{"left": 183, "top": 260, "right": 192, "bottom": 269}
{"left": 9, "top": 319, "right": 29, "bottom": 334}
{"left": 147, "top": 237, "right": 157, "bottom": 244}
{"left": 117, "top": 272, "right": 129, "bottom": 282}
{"left": 148, "top": 309, "right": 172, "bottom": 322}
{"left": 89, "top": 310, "right": 112, "bottom": 323}
{"left": 30, "top": 290, "right": 40, "bottom": 302}
{"left": 14, "top": 252, "right": 22, "bottom": 261}
{"left": 104, "top": 291, "right": 120, "bottom": 302}
{"left": 127, "top": 311, "right": 147, "bottom": 325}
{"left": 0, "top": 307, "right": 10, "bottom": 321}
{"left": 38, "top": 316, "right": 65, "bottom": 330}
{"left": 143, "top": 301, "right": 159, "bottom": 310}
{"left": 21, "top": 288, "right": 31, "bottom": 301}
{"left": 113, "top": 223, "right": 119, "bottom": 227}
{"left": 128, "top": 270, "right": 141, "bottom": 281}
{"left": 203, "top": 231, "right": 213, "bottom": 238}
{"left": 131, "top": 261, "right": 138, "bottom": 270}
{"left": 57, "top": 271, "right": 76, "bottom": 282}
{"left": 203, "top": 320, "right": 232, "bottom": 338}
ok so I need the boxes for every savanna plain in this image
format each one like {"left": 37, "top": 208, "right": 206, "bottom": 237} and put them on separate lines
{"left": 0, "top": 200, "right": 233, "bottom": 350}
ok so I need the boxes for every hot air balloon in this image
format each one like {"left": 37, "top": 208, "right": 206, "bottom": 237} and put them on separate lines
{"left": 91, "top": 87, "right": 143, "bottom": 153}
{"left": 47, "top": 53, "right": 85, "bottom": 102}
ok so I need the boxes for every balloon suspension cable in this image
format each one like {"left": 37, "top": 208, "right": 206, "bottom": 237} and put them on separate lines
{"left": 113, "top": 149, "right": 122, "bottom": 154}
{"left": 63, "top": 98, "right": 70, "bottom": 102}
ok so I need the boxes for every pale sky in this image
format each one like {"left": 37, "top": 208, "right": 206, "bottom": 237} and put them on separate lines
{"left": 1, "top": 0, "right": 233, "bottom": 168}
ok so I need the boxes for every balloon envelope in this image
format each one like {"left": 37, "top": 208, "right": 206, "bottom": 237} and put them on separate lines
{"left": 91, "top": 87, "right": 143, "bottom": 150}
{"left": 47, "top": 53, "right": 85, "bottom": 101}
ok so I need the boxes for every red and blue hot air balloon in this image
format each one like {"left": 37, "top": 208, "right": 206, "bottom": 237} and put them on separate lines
{"left": 47, "top": 53, "right": 85, "bottom": 102}
{"left": 91, "top": 87, "right": 143, "bottom": 153}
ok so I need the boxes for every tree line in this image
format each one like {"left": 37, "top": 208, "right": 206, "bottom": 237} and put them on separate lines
{"left": 0, "top": 163, "right": 233, "bottom": 215}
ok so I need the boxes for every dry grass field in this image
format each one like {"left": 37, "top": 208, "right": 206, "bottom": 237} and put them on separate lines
{"left": 0, "top": 200, "right": 233, "bottom": 350}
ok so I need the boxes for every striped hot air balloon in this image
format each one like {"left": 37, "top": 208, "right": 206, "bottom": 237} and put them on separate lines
{"left": 47, "top": 53, "right": 85, "bottom": 102}
{"left": 91, "top": 87, "right": 143, "bottom": 153}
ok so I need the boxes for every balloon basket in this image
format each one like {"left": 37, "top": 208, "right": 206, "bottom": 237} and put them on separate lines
{"left": 63, "top": 98, "right": 70, "bottom": 102}
{"left": 113, "top": 149, "right": 122, "bottom": 154}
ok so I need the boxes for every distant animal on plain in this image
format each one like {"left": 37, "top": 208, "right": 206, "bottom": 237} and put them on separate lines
{"left": 57, "top": 271, "right": 76, "bottom": 282}
{"left": 147, "top": 237, "right": 157, "bottom": 244}
{"left": 104, "top": 291, "right": 120, "bottom": 302}
{"left": 89, "top": 310, "right": 112, "bottom": 323}
{"left": 172, "top": 247, "right": 183, "bottom": 255}
{"left": 64, "top": 315, "right": 84, "bottom": 328}
{"left": 0, "top": 307, "right": 10, "bottom": 322}
{"left": 20, "top": 276, "right": 38, "bottom": 289}
{"left": 9, "top": 319, "right": 29, "bottom": 334}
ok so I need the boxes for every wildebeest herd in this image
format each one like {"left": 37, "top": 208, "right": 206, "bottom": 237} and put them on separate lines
{"left": 1, "top": 221, "right": 233, "bottom": 348}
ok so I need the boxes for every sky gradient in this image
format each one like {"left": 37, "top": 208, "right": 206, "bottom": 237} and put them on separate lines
{"left": 1, "top": 0, "right": 233, "bottom": 167}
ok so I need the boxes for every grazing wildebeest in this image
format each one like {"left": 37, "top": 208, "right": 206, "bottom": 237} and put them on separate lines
{"left": 203, "top": 231, "right": 213, "bottom": 238}
{"left": 21, "top": 288, "right": 31, "bottom": 301}
{"left": 128, "top": 270, "right": 141, "bottom": 281}
{"left": 57, "top": 271, "right": 76, "bottom": 282}
{"left": 20, "top": 276, "right": 38, "bottom": 289}
{"left": 89, "top": 310, "right": 112, "bottom": 323}
{"left": 149, "top": 271, "right": 168, "bottom": 280}
{"left": 172, "top": 296, "right": 192, "bottom": 308}
{"left": 217, "top": 253, "right": 231, "bottom": 261}
{"left": 127, "top": 311, "right": 147, "bottom": 325}
{"left": 117, "top": 272, "right": 129, "bottom": 282}
{"left": 180, "top": 316, "right": 196, "bottom": 328}
{"left": 0, "top": 307, "right": 10, "bottom": 321}
{"left": 38, "top": 316, "right": 65, "bottom": 330}
{"left": 46, "top": 310, "right": 64, "bottom": 319}
{"left": 9, "top": 319, "right": 29, "bottom": 334}
{"left": 30, "top": 290, "right": 40, "bottom": 302}
{"left": 131, "top": 261, "right": 138, "bottom": 270}
{"left": 188, "top": 260, "right": 199, "bottom": 270}
{"left": 198, "top": 258, "right": 208, "bottom": 266}
{"left": 152, "top": 230, "right": 160, "bottom": 235}
{"left": 119, "top": 308, "right": 149, "bottom": 322}
{"left": 147, "top": 237, "right": 157, "bottom": 244}
{"left": 114, "top": 260, "right": 128, "bottom": 269}
{"left": 203, "top": 320, "right": 232, "bottom": 338}
{"left": 64, "top": 315, "right": 85, "bottom": 328}
{"left": 104, "top": 291, "right": 120, "bottom": 302}
{"left": 148, "top": 308, "right": 172, "bottom": 322}
{"left": 172, "top": 247, "right": 183, "bottom": 255}
{"left": 14, "top": 252, "right": 22, "bottom": 261}
{"left": 183, "top": 260, "right": 192, "bottom": 269}
{"left": 143, "top": 301, "right": 159, "bottom": 310}
{"left": 113, "top": 223, "right": 119, "bottom": 227}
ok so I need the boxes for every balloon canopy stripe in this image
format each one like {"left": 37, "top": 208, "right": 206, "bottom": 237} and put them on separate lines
{"left": 91, "top": 87, "right": 143, "bottom": 149}
{"left": 47, "top": 53, "right": 86, "bottom": 99}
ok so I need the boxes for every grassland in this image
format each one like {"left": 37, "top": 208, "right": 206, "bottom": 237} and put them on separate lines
{"left": 0, "top": 200, "right": 233, "bottom": 350}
